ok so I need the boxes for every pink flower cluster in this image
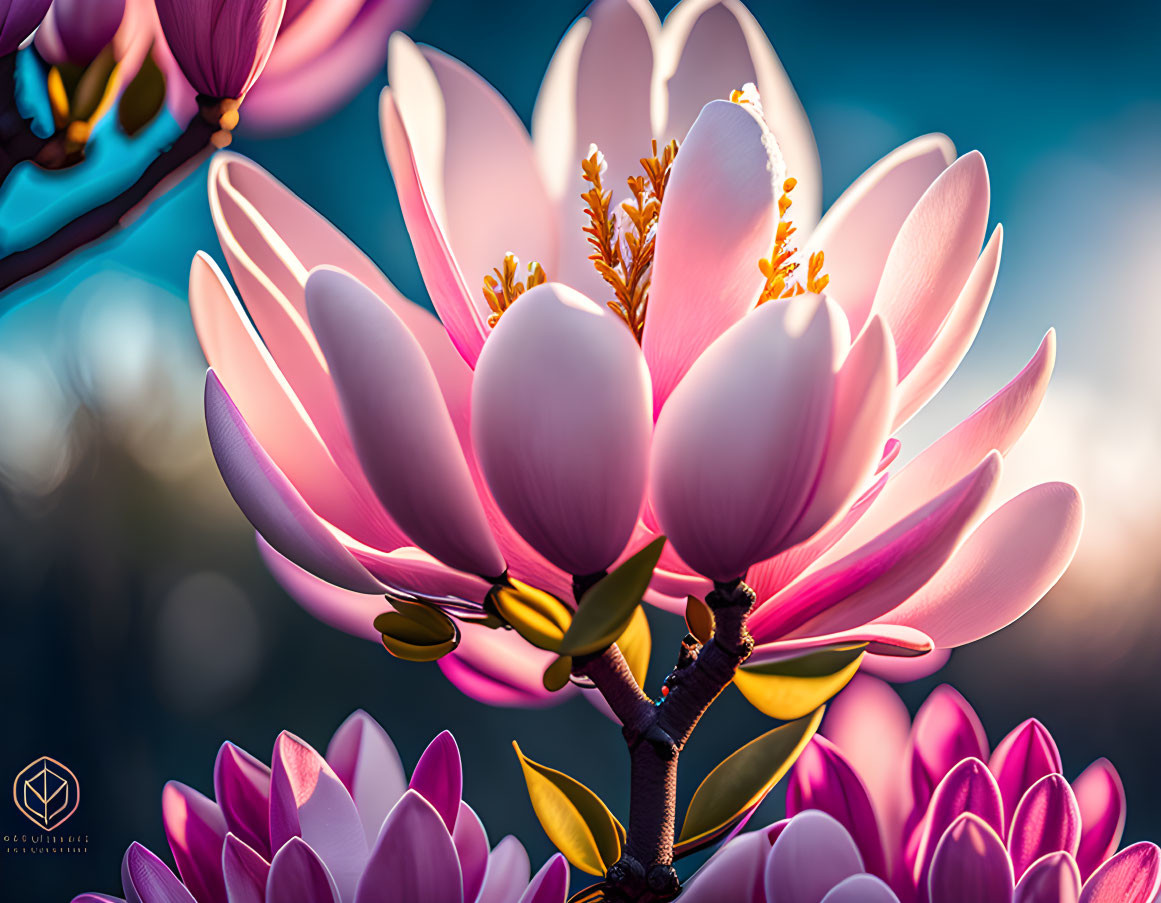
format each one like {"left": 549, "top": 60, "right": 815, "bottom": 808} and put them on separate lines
{"left": 71, "top": 711, "right": 568, "bottom": 903}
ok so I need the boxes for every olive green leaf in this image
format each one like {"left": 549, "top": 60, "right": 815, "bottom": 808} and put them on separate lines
{"left": 374, "top": 598, "right": 459, "bottom": 662}
{"left": 71, "top": 47, "right": 120, "bottom": 123}
{"left": 734, "top": 644, "right": 866, "bottom": 721}
{"left": 513, "top": 742, "right": 625, "bottom": 875}
{"left": 543, "top": 655, "right": 574, "bottom": 692}
{"left": 676, "top": 708, "right": 823, "bottom": 849}
{"left": 617, "top": 605, "right": 651, "bottom": 690}
{"left": 558, "top": 537, "right": 666, "bottom": 658}
{"left": 685, "top": 595, "right": 714, "bottom": 644}
{"left": 118, "top": 49, "right": 166, "bottom": 136}
{"left": 491, "top": 580, "right": 573, "bottom": 651}
{"left": 566, "top": 884, "right": 610, "bottom": 903}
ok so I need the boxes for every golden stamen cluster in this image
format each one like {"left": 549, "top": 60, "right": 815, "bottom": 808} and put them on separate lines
{"left": 482, "top": 252, "right": 547, "bottom": 327}
{"left": 581, "top": 139, "right": 679, "bottom": 342}
{"left": 758, "top": 177, "right": 830, "bottom": 303}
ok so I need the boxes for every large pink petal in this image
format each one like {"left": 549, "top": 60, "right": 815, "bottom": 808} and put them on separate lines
{"left": 1077, "top": 843, "right": 1161, "bottom": 903}
{"left": 519, "top": 854, "right": 569, "bottom": 903}
{"left": 925, "top": 814, "right": 1013, "bottom": 903}
{"left": 988, "top": 720, "right": 1063, "bottom": 836}
{"left": 472, "top": 283, "right": 651, "bottom": 576}
{"left": 880, "top": 482, "right": 1083, "bottom": 647}
{"left": 161, "top": 782, "right": 227, "bottom": 903}
{"left": 452, "top": 802, "right": 490, "bottom": 903}
{"left": 120, "top": 842, "right": 197, "bottom": 903}
{"left": 380, "top": 88, "right": 489, "bottom": 366}
{"left": 823, "top": 677, "right": 912, "bottom": 868}
{"left": 788, "top": 737, "right": 888, "bottom": 880}
{"left": 476, "top": 836, "right": 531, "bottom": 903}
{"left": 658, "top": 0, "right": 820, "bottom": 229}
{"left": 221, "top": 834, "right": 269, "bottom": 903}
{"left": 1072, "top": 759, "right": 1126, "bottom": 882}
{"left": 642, "top": 99, "right": 781, "bottom": 415}
{"left": 408, "top": 731, "right": 462, "bottom": 835}
{"left": 531, "top": 0, "right": 659, "bottom": 297}
{"left": 892, "top": 225, "right": 1003, "bottom": 429}
{"left": 680, "top": 824, "right": 778, "bottom": 903}
{"left": 214, "top": 743, "right": 272, "bottom": 860}
{"left": 780, "top": 315, "right": 897, "bottom": 551}
{"left": 651, "top": 295, "right": 839, "bottom": 582}
{"left": 1014, "top": 852, "right": 1081, "bottom": 903}
{"left": 749, "top": 453, "right": 1001, "bottom": 642}
{"left": 354, "top": 790, "right": 463, "bottom": 903}
{"left": 307, "top": 267, "right": 505, "bottom": 578}
{"left": 204, "top": 371, "right": 383, "bottom": 594}
{"left": 821, "top": 875, "right": 901, "bottom": 903}
{"left": 914, "top": 758, "right": 1005, "bottom": 894}
{"left": 207, "top": 152, "right": 460, "bottom": 551}
{"left": 832, "top": 332, "right": 1055, "bottom": 556}
{"left": 326, "top": 710, "right": 407, "bottom": 849}
{"left": 805, "top": 134, "right": 955, "bottom": 337}
{"left": 750, "top": 624, "right": 934, "bottom": 664}
{"left": 860, "top": 647, "right": 951, "bottom": 683}
{"left": 871, "top": 151, "right": 990, "bottom": 379}
{"left": 1008, "top": 775, "right": 1081, "bottom": 883}
{"left": 191, "top": 252, "right": 395, "bottom": 551}
{"left": 265, "top": 837, "right": 340, "bottom": 903}
{"left": 908, "top": 685, "right": 990, "bottom": 823}
{"left": 261, "top": 0, "right": 363, "bottom": 75}
{"left": 388, "top": 36, "right": 557, "bottom": 308}
{"left": 269, "top": 731, "right": 368, "bottom": 901}
{"left": 765, "top": 810, "right": 865, "bottom": 903}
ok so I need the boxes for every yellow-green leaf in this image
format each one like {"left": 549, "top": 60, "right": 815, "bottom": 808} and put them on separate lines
{"left": 374, "top": 599, "right": 459, "bottom": 663}
{"left": 685, "top": 595, "right": 714, "bottom": 644}
{"left": 513, "top": 742, "right": 625, "bottom": 875}
{"left": 491, "top": 580, "right": 573, "bottom": 651}
{"left": 559, "top": 537, "right": 666, "bottom": 657}
{"left": 734, "top": 644, "right": 866, "bottom": 720}
{"left": 118, "top": 49, "right": 166, "bottom": 136}
{"left": 543, "top": 655, "right": 573, "bottom": 692}
{"left": 617, "top": 605, "right": 651, "bottom": 690}
{"left": 677, "top": 708, "right": 823, "bottom": 848}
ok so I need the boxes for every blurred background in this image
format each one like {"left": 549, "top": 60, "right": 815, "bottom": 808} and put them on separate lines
{"left": 1, "top": 0, "right": 1159, "bottom": 897}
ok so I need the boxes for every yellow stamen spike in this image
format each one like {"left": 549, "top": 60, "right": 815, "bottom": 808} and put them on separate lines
{"left": 757, "top": 175, "right": 829, "bottom": 303}
{"left": 482, "top": 252, "right": 546, "bottom": 327}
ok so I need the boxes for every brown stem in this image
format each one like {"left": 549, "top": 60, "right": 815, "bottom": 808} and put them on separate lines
{"left": 0, "top": 52, "right": 47, "bottom": 188}
{"left": 0, "top": 98, "right": 229, "bottom": 293}
{"left": 575, "top": 579, "right": 755, "bottom": 902}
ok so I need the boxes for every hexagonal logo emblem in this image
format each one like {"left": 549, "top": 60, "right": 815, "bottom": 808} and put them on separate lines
{"left": 12, "top": 756, "right": 79, "bottom": 831}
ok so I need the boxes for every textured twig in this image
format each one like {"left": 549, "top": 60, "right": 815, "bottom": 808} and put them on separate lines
{"left": 577, "top": 579, "right": 755, "bottom": 902}
{"left": 0, "top": 100, "right": 223, "bottom": 292}
{"left": 0, "top": 53, "right": 47, "bottom": 189}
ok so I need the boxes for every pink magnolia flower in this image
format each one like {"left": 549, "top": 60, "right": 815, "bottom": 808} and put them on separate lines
{"left": 70, "top": 710, "right": 569, "bottom": 903}
{"left": 779, "top": 676, "right": 1158, "bottom": 903}
{"left": 243, "top": 0, "right": 430, "bottom": 131}
{"left": 192, "top": 0, "right": 1081, "bottom": 709}
{"left": 35, "top": 0, "right": 125, "bottom": 66}
{"left": 154, "top": 0, "right": 285, "bottom": 101}
{"left": 0, "top": 0, "right": 52, "bottom": 56}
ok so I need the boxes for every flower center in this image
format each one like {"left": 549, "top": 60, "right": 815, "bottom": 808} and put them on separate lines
{"left": 479, "top": 86, "right": 828, "bottom": 335}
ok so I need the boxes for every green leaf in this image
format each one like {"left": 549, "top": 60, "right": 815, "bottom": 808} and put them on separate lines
{"left": 490, "top": 580, "right": 573, "bottom": 651}
{"left": 677, "top": 708, "right": 823, "bottom": 848}
{"left": 734, "top": 644, "right": 866, "bottom": 720}
{"left": 373, "top": 598, "right": 459, "bottom": 663}
{"left": 542, "top": 655, "right": 573, "bottom": 692}
{"left": 558, "top": 537, "right": 666, "bottom": 657}
{"left": 118, "top": 49, "right": 166, "bottom": 136}
{"left": 618, "top": 605, "right": 651, "bottom": 690}
{"left": 513, "top": 742, "right": 625, "bottom": 875}
{"left": 684, "top": 595, "right": 714, "bottom": 644}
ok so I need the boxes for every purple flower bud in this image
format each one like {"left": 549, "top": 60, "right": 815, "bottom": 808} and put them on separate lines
{"left": 0, "top": 0, "right": 54, "bottom": 56}
{"left": 35, "top": 0, "right": 125, "bottom": 66}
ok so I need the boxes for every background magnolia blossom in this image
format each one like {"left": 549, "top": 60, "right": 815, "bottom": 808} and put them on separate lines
{"left": 0, "top": 0, "right": 1157, "bottom": 900}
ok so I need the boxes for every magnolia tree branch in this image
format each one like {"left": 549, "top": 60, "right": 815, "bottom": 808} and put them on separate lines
{"left": 0, "top": 98, "right": 229, "bottom": 293}
{"left": 0, "top": 53, "right": 46, "bottom": 187}
{"left": 576, "top": 580, "right": 756, "bottom": 902}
